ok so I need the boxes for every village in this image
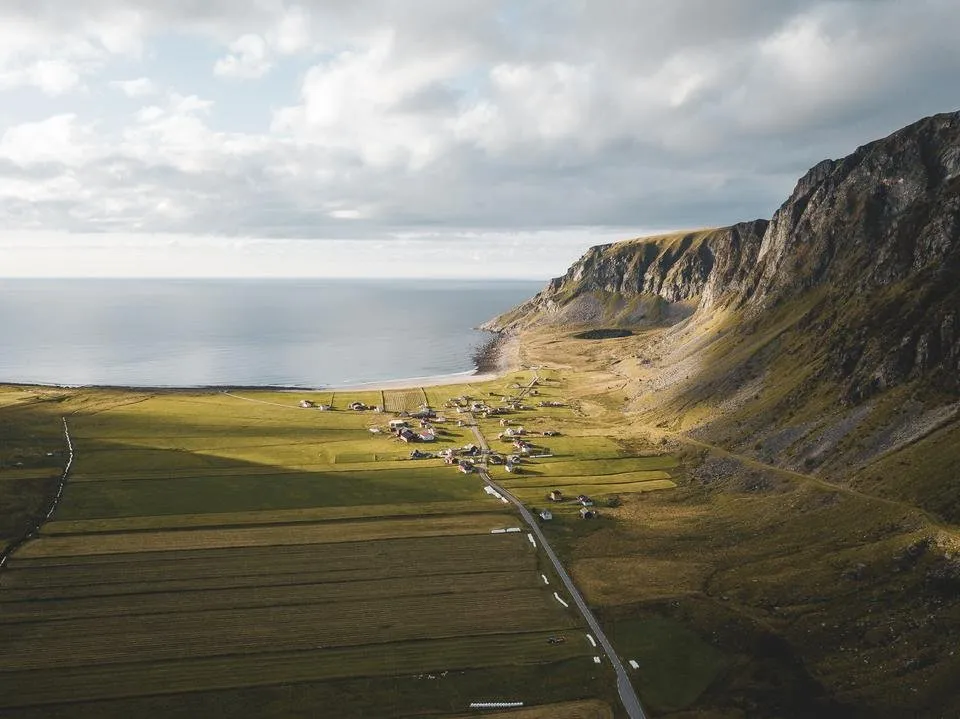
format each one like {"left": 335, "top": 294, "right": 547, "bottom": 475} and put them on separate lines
{"left": 298, "top": 384, "right": 600, "bottom": 522}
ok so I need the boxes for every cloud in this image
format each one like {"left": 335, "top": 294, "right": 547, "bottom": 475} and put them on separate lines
{"left": 0, "top": 0, "right": 957, "bottom": 276}
{"left": 214, "top": 33, "right": 272, "bottom": 79}
{"left": 110, "top": 77, "right": 158, "bottom": 97}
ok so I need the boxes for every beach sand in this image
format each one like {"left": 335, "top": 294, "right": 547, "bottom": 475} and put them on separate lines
{"left": 330, "top": 331, "right": 520, "bottom": 392}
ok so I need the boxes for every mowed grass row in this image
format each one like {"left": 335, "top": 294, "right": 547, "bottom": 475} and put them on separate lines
{"left": 0, "top": 632, "right": 591, "bottom": 709}
{"left": 17, "top": 512, "right": 520, "bottom": 558}
{"left": 42, "top": 499, "right": 503, "bottom": 535}
{"left": 0, "top": 569, "right": 536, "bottom": 623}
{"left": 1, "top": 534, "right": 533, "bottom": 596}
{"left": 52, "top": 468, "right": 488, "bottom": 520}
{"left": 1, "top": 587, "right": 577, "bottom": 672}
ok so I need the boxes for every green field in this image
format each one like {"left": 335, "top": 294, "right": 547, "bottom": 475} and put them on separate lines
{"left": 0, "top": 384, "right": 631, "bottom": 717}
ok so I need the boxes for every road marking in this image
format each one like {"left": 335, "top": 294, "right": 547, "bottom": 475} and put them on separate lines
{"left": 553, "top": 592, "right": 569, "bottom": 608}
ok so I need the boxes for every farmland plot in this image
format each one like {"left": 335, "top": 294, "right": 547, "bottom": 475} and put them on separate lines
{"left": 0, "top": 389, "right": 608, "bottom": 717}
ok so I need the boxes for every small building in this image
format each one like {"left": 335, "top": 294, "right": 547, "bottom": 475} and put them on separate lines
{"left": 389, "top": 419, "right": 409, "bottom": 430}
{"left": 317, "top": 404, "right": 332, "bottom": 411}
{"left": 458, "top": 461, "right": 474, "bottom": 474}
{"left": 399, "top": 428, "right": 417, "bottom": 443}
{"left": 549, "top": 490, "right": 563, "bottom": 502}
{"left": 539, "top": 510, "right": 553, "bottom": 521}
{"left": 579, "top": 507, "right": 596, "bottom": 519}
{"left": 543, "top": 430, "right": 560, "bottom": 437}
{"left": 299, "top": 399, "right": 314, "bottom": 408}
{"left": 418, "top": 431, "right": 436, "bottom": 442}
{"left": 349, "top": 401, "right": 366, "bottom": 411}
{"left": 577, "top": 495, "right": 595, "bottom": 507}
{"left": 505, "top": 462, "right": 516, "bottom": 473}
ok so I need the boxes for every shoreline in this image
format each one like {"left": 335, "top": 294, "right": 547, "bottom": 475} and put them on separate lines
{"left": 0, "top": 332, "right": 522, "bottom": 395}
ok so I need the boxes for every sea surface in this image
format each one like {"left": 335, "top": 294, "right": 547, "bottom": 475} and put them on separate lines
{"left": 0, "top": 279, "right": 541, "bottom": 388}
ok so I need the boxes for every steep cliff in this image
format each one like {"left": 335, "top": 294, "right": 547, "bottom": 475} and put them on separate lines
{"left": 483, "top": 220, "right": 768, "bottom": 331}
{"left": 493, "top": 111, "right": 960, "bottom": 397}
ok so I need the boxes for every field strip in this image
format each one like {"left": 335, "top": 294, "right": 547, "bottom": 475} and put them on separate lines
{"left": 511, "top": 480, "right": 677, "bottom": 498}
{"left": 17, "top": 513, "right": 521, "bottom": 558}
{"left": 0, "top": 632, "right": 589, "bottom": 709}
{"left": 43, "top": 500, "right": 502, "bottom": 535}
{"left": 0, "top": 570, "right": 535, "bottom": 623}
{"left": 4, "top": 532, "right": 528, "bottom": 574}
{"left": 519, "top": 457, "right": 680, "bottom": 475}
{"left": 66, "top": 460, "right": 470, "bottom": 483}
{"left": 445, "top": 699, "right": 614, "bottom": 719}
{"left": 0, "top": 589, "right": 576, "bottom": 672}
{"left": 0, "top": 551, "right": 537, "bottom": 600}
{"left": 499, "top": 471, "right": 672, "bottom": 488}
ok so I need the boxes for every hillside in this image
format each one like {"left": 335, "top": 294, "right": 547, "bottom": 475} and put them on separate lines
{"left": 492, "top": 110, "right": 960, "bottom": 717}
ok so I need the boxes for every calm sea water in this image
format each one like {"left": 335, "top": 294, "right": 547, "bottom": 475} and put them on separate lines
{"left": 0, "top": 279, "right": 541, "bottom": 388}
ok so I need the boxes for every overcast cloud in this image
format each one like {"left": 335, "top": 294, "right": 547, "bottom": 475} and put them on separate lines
{"left": 0, "top": 0, "right": 958, "bottom": 277}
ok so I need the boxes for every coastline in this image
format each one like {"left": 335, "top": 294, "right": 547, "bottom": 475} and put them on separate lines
{"left": 0, "top": 331, "right": 522, "bottom": 395}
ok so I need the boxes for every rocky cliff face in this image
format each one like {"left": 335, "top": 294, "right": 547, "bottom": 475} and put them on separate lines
{"left": 483, "top": 220, "right": 768, "bottom": 330}
{"left": 492, "top": 110, "right": 960, "bottom": 396}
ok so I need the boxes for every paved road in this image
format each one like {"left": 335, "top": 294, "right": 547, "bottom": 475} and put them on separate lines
{"left": 469, "top": 415, "right": 647, "bottom": 719}
{"left": 0, "top": 417, "right": 74, "bottom": 572}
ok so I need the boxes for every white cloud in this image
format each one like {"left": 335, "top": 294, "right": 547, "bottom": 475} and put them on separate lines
{"left": 110, "top": 77, "right": 158, "bottom": 97}
{"left": 214, "top": 33, "right": 272, "bottom": 79}
{"left": 0, "top": 114, "right": 95, "bottom": 166}
{"left": 0, "top": 0, "right": 958, "bottom": 274}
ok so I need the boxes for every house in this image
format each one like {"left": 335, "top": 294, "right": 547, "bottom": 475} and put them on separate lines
{"left": 577, "top": 494, "right": 595, "bottom": 507}
{"left": 418, "top": 431, "right": 436, "bottom": 442}
{"left": 579, "top": 507, "right": 597, "bottom": 519}
{"left": 399, "top": 428, "right": 417, "bottom": 443}
{"left": 389, "top": 419, "right": 409, "bottom": 430}
{"left": 504, "top": 462, "right": 516, "bottom": 473}
{"left": 373, "top": 405, "right": 384, "bottom": 413}
{"left": 549, "top": 490, "right": 563, "bottom": 502}
{"left": 410, "top": 449, "right": 429, "bottom": 459}
{"left": 458, "top": 461, "right": 474, "bottom": 474}
{"left": 349, "top": 401, "right": 366, "bottom": 411}
{"left": 299, "top": 399, "right": 314, "bottom": 408}
{"left": 488, "top": 454, "right": 503, "bottom": 465}
{"left": 542, "top": 430, "right": 560, "bottom": 437}
{"left": 317, "top": 404, "right": 332, "bottom": 411}
{"left": 539, "top": 510, "right": 553, "bottom": 521}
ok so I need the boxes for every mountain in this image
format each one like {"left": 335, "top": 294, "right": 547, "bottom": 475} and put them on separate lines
{"left": 491, "top": 111, "right": 960, "bottom": 497}
{"left": 490, "top": 112, "right": 960, "bottom": 717}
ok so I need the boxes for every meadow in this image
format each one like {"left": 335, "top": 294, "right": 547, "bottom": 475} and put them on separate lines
{"left": 0, "top": 373, "right": 681, "bottom": 718}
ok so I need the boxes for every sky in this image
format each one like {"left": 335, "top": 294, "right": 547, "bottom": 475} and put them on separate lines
{"left": 0, "top": 0, "right": 958, "bottom": 279}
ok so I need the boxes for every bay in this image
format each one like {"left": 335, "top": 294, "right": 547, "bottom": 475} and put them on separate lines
{"left": 0, "top": 279, "right": 540, "bottom": 388}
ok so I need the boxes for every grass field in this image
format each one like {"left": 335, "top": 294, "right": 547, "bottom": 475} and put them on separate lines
{"left": 0, "top": 385, "right": 624, "bottom": 717}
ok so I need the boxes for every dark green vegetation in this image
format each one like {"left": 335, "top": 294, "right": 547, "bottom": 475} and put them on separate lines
{"left": 573, "top": 329, "right": 634, "bottom": 340}
{"left": 0, "top": 383, "right": 631, "bottom": 718}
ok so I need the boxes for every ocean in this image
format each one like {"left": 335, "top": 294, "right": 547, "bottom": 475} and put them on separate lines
{"left": 0, "top": 279, "right": 541, "bottom": 388}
